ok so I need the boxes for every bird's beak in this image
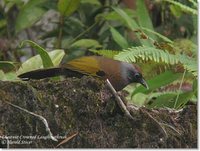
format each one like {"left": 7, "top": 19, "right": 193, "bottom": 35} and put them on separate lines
{"left": 140, "top": 78, "right": 149, "bottom": 89}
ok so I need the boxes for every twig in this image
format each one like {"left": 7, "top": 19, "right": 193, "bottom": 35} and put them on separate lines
{"left": 164, "top": 107, "right": 183, "bottom": 113}
{"left": 141, "top": 109, "right": 168, "bottom": 138}
{"left": 106, "top": 79, "right": 135, "bottom": 120}
{"left": 56, "top": 132, "right": 78, "bottom": 148}
{"left": 4, "top": 101, "right": 57, "bottom": 142}
{"left": 127, "top": 104, "right": 139, "bottom": 111}
{"left": 161, "top": 123, "right": 181, "bottom": 136}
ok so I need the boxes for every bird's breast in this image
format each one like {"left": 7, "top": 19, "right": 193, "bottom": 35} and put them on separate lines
{"left": 96, "top": 57, "right": 128, "bottom": 91}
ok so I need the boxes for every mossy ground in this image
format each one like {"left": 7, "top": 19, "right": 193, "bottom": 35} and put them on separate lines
{"left": 0, "top": 76, "right": 197, "bottom": 148}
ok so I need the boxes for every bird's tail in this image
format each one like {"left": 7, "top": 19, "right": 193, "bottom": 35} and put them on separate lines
{"left": 18, "top": 68, "right": 83, "bottom": 80}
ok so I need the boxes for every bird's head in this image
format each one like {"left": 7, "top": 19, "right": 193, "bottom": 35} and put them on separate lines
{"left": 120, "top": 62, "right": 149, "bottom": 89}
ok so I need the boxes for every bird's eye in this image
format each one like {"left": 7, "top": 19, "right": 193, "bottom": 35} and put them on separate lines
{"left": 135, "top": 73, "right": 141, "bottom": 79}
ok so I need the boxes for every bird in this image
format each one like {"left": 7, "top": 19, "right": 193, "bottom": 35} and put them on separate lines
{"left": 18, "top": 56, "right": 148, "bottom": 91}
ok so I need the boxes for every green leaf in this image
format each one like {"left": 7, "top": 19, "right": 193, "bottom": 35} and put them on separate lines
{"left": 15, "top": 0, "right": 47, "bottom": 33}
{"left": 0, "top": 61, "right": 19, "bottom": 72}
{"left": 112, "top": 7, "right": 138, "bottom": 31}
{"left": 146, "top": 90, "right": 195, "bottom": 109}
{"left": 17, "top": 49, "right": 65, "bottom": 75}
{"left": 81, "top": 0, "right": 101, "bottom": 5}
{"left": 0, "top": 70, "right": 17, "bottom": 81}
{"left": 102, "top": 9, "right": 136, "bottom": 21}
{"left": 58, "top": 0, "right": 80, "bottom": 16}
{"left": 170, "top": 4, "right": 182, "bottom": 18}
{"left": 20, "top": 40, "right": 54, "bottom": 68}
{"left": 51, "top": 49, "right": 65, "bottom": 66}
{"left": 141, "top": 27, "right": 173, "bottom": 43}
{"left": 89, "top": 49, "right": 120, "bottom": 59}
{"left": 5, "top": 72, "right": 18, "bottom": 81}
{"left": 147, "top": 92, "right": 177, "bottom": 108}
{"left": 131, "top": 93, "right": 148, "bottom": 107}
{"left": 0, "top": 19, "right": 6, "bottom": 29}
{"left": 132, "top": 71, "right": 182, "bottom": 96}
{"left": 112, "top": 7, "right": 152, "bottom": 46}
{"left": 0, "top": 70, "right": 6, "bottom": 80}
{"left": 175, "top": 91, "right": 194, "bottom": 109}
{"left": 136, "top": 0, "right": 156, "bottom": 40}
{"left": 70, "top": 39, "right": 102, "bottom": 49}
{"left": 136, "top": 0, "right": 153, "bottom": 29}
{"left": 110, "top": 27, "right": 129, "bottom": 49}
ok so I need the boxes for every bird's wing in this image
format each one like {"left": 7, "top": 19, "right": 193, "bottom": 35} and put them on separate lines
{"left": 61, "top": 56, "right": 103, "bottom": 77}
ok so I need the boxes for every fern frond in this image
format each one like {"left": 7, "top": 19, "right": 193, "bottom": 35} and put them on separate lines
{"left": 178, "top": 54, "right": 197, "bottom": 77}
{"left": 188, "top": 0, "right": 197, "bottom": 8}
{"left": 163, "top": 0, "right": 197, "bottom": 15}
{"left": 115, "top": 46, "right": 197, "bottom": 77}
{"left": 115, "top": 46, "right": 179, "bottom": 64}
{"left": 89, "top": 49, "right": 120, "bottom": 58}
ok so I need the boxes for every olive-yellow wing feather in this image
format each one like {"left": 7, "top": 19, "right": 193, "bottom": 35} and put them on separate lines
{"left": 61, "top": 56, "right": 101, "bottom": 77}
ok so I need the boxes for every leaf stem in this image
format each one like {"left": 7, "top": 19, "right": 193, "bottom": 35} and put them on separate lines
{"left": 174, "top": 69, "right": 186, "bottom": 109}
{"left": 57, "top": 15, "right": 65, "bottom": 48}
{"left": 69, "top": 21, "right": 98, "bottom": 45}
